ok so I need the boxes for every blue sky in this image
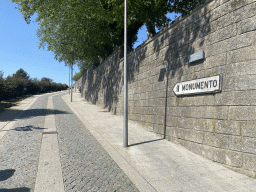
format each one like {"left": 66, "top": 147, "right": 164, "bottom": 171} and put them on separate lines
{"left": 0, "top": 0, "right": 80, "bottom": 85}
{"left": 0, "top": 0, "right": 178, "bottom": 85}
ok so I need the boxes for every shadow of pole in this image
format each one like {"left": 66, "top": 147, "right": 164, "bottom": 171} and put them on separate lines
{"left": 0, "top": 188, "right": 30, "bottom": 192}
{"left": 128, "top": 138, "right": 165, "bottom": 147}
{"left": 163, "top": 68, "right": 170, "bottom": 139}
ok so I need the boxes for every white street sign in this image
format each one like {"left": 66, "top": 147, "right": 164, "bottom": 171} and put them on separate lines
{"left": 173, "top": 75, "right": 222, "bottom": 96}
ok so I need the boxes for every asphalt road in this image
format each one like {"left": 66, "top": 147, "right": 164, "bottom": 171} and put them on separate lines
{"left": 0, "top": 92, "right": 138, "bottom": 192}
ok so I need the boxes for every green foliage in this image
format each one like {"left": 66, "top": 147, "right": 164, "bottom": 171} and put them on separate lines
{"left": 0, "top": 71, "right": 4, "bottom": 79}
{"left": 72, "top": 71, "right": 83, "bottom": 81}
{"left": 12, "top": 0, "right": 204, "bottom": 69}
{"left": 25, "top": 81, "right": 40, "bottom": 95}
{"left": 0, "top": 69, "right": 68, "bottom": 102}
{"left": 13, "top": 68, "right": 30, "bottom": 79}
{"left": 3, "top": 75, "right": 26, "bottom": 98}
{"left": 77, "top": 60, "right": 91, "bottom": 71}
{"left": 172, "top": 0, "right": 206, "bottom": 16}
{"left": 0, "top": 71, "right": 4, "bottom": 101}
{"left": 0, "top": 78, "right": 4, "bottom": 101}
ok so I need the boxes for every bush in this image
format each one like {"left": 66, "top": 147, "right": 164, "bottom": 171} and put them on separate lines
{"left": 0, "top": 69, "right": 69, "bottom": 102}
{"left": 0, "top": 78, "right": 4, "bottom": 102}
{"left": 3, "top": 76, "right": 26, "bottom": 99}
{"left": 25, "top": 82, "right": 40, "bottom": 95}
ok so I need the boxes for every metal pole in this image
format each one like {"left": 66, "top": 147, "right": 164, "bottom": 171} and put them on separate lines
{"left": 69, "top": 66, "right": 70, "bottom": 94}
{"left": 123, "top": 0, "right": 128, "bottom": 147}
{"left": 74, "top": 69, "right": 77, "bottom": 92}
{"left": 71, "top": 64, "right": 73, "bottom": 102}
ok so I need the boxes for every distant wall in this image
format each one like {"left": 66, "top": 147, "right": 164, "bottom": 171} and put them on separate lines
{"left": 75, "top": 77, "right": 82, "bottom": 90}
{"left": 77, "top": 0, "right": 256, "bottom": 178}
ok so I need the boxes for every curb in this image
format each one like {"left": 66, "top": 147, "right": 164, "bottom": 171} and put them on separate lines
{"left": 61, "top": 93, "right": 157, "bottom": 192}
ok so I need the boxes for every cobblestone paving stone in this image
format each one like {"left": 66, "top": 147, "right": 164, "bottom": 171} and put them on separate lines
{"left": 53, "top": 94, "right": 139, "bottom": 192}
{"left": 0, "top": 95, "right": 49, "bottom": 192}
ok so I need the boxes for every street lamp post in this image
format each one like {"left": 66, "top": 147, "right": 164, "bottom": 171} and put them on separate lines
{"left": 61, "top": 42, "right": 73, "bottom": 102}
{"left": 71, "top": 63, "right": 73, "bottom": 102}
{"left": 123, "top": 0, "right": 128, "bottom": 147}
{"left": 69, "top": 66, "right": 70, "bottom": 95}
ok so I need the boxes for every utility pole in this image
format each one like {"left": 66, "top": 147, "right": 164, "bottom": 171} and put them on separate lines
{"left": 71, "top": 63, "right": 73, "bottom": 102}
{"left": 61, "top": 42, "right": 73, "bottom": 102}
{"left": 69, "top": 66, "right": 70, "bottom": 95}
{"left": 123, "top": 0, "right": 128, "bottom": 147}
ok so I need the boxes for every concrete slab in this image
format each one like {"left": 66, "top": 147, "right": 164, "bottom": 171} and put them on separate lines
{"left": 0, "top": 91, "right": 65, "bottom": 140}
{"left": 0, "top": 95, "right": 41, "bottom": 140}
{"left": 34, "top": 96, "right": 65, "bottom": 192}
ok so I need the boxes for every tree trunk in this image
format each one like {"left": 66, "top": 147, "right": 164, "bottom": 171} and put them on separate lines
{"left": 146, "top": 22, "right": 156, "bottom": 39}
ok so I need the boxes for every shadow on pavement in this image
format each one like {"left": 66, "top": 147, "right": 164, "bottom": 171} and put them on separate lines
{"left": 11, "top": 125, "right": 46, "bottom": 132}
{"left": 0, "top": 170, "right": 30, "bottom": 192}
{"left": 0, "top": 188, "right": 30, "bottom": 192}
{"left": 0, "top": 109, "right": 70, "bottom": 122}
{"left": 0, "top": 103, "right": 18, "bottom": 113}
{"left": 128, "top": 138, "right": 164, "bottom": 147}
{"left": 0, "top": 169, "right": 15, "bottom": 181}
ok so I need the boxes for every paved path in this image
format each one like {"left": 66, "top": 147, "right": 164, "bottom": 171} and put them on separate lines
{"left": 62, "top": 91, "right": 256, "bottom": 192}
{"left": 0, "top": 91, "right": 138, "bottom": 192}
{"left": 52, "top": 93, "right": 138, "bottom": 192}
{"left": 0, "top": 93, "right": 49, "bottom": 191}
{"left": 34, "top": 95, "right": 65, "bottom": 192}
{"left": 0, "top": 90, "right": 256, "bottom": 192}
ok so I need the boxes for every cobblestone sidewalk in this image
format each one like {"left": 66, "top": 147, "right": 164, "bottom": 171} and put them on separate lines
{"left": 53, "top": 94, "right": 139, "bottom": 192}
{"left": 0, "top": 95, "right": 49, "bottom": 191}
{"left": 0, "top": 91, "right": 138, "bottom": 191}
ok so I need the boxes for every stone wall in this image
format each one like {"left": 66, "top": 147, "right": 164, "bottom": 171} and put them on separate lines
{"left": 75, "top": 76, "right": 82, "bottom": 90}
{"left": 78, "top": 0, "right": 256, "bottom": 177}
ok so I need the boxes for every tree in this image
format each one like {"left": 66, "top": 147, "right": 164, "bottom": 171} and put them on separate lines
{"left": 0, "top": 71, "right": 4, "bottom": 101}
{"left": 3, "top": 75, "right": 25, "bottom": 98}
{"left": 72, "top": 71, "right": 83, "bottom": 81}
{"left": 41, "top": 77, "right": 53, "bottom": 84}
{"left": 13, "top": 68, "right": 30, "bottom": 79}
{"left": 38, "top": 77, "right": 53, "bottom": 93}
{"left": 0, "top": 68, "right": 68, "bottom": 100}
{"left": 172, "top": 0, "right": 206, "bottom": 16}
{"left": 12, "top": 0, "right": 205, "bottom": 68}
{"left": 0, "top": 71, "right": 4, "bottom": 79}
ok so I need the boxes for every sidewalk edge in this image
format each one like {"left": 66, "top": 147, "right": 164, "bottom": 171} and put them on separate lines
{"left": 61, "top": 94, "right": 157, "bottom": 192}
{"left": 0, "top": 95, "right": 42, "bottom": 140}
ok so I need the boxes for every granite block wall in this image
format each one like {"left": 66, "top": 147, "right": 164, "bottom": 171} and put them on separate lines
{"left": 78, "top": 0, "right": 256, "bottom": 177}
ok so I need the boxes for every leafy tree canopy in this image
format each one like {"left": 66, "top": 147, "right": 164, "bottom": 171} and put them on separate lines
{"left": 41, "top": 77, "right": 53, "bottom": 83}
{"left": 12, "top": 0, "right": 204, "bottom": 69}
{"left": 13, "top": 68, "right": 30, "bottom": 79}
{"left": 72, "top": 71, "right": 83, "bottom": 81}
{"left": 0, "top": 71, "right": 4, "bottom": 79}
